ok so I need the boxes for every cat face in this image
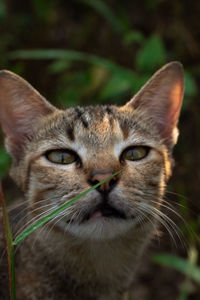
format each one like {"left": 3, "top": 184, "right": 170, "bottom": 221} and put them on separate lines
{"left": 0, "top": 62, "right": 184, "bottom": 240}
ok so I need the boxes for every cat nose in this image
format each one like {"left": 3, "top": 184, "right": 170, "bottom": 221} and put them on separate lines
{"left": 88, "top": 171, "right": 118, "bottom": 193}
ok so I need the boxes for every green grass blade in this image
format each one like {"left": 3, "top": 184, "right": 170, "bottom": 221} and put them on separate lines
{"left": 0, "top": 182, "right": 16, "bottom": 300}
{"left": 13, "top": 170, "right": 122, "bottom": 246}
{"left": 152, "top": 253, "right": 200, "bottom": 284}
{"left": 9, "top": 49, "right": 135, "bottom": 76}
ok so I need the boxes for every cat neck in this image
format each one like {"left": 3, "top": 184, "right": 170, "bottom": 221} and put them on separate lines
{"left": 26, "top": 224, "right": 154, "bottom": 288}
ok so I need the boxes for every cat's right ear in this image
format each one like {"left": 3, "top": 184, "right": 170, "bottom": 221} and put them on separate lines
{"left": 123, "top": 62, "right": 184, "bottom": 149}
{"left": 0, "top": 71, "right": 56, "bottom": 160}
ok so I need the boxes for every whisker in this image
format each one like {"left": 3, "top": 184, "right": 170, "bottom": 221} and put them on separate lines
{"left": 165, "top": 190, "right": 187, "bottom": 199}
{"left": 31, "top": 206, "right": 76, "bottom": 248}
{"left": 133, "top": 206, "right": 161, "bottom": 244}
{"left": 13, "top": 202, "right": 57, "bottom": 232}
{"left": 14, "top": 204, "right": 59, "bottom": 237}
{"left": 10, "top": 198, "right": 55, "bottom": 223}
{"left": 139, "top": 203, "right": 187, "bottom": 250}
{"left": 139, "top": 205, "right": 179, "bottom": 248}
{"left": 149, "top": 200, "right": 185, "bottom": 221}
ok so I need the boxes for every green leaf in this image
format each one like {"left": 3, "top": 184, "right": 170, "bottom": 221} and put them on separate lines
{"left": 136, "top": 34, "right": 166, "bottom": 72}
{"left": 130, "top": 74, "right": 151, "bottom": 94}
{"left": 13, "top": 170, "right": 122, "bottom": 245}
{"left": 48, "top": 59, "right": 71, "bottom": 74}
{"left": 9, "top": 49, "right": 134, "bottom": 75}
{"left": 81, "top": 66, "right": 109, "bottom": 99}
{"left": 55, "top": 70, "right": 91, "bottom": 106}
{"left": 56, "top": 87, "right": 81, "bottom": 107}
{"left": 100, "top": 73, "right": 135, "bottom": 100}
{"left": 123, "top": 30, "right": 145, "bottom": 45}
{"left": 153, "top": 254, "right": 200, "bottom": 284}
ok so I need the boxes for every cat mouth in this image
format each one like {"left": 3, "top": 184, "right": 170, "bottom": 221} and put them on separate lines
{"left": 81, "top": 203, "right": 127, "bottom": 223}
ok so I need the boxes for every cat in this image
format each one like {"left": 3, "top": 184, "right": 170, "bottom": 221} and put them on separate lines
{"left": 0, "top": 62, "right": 184, "bottom": 300}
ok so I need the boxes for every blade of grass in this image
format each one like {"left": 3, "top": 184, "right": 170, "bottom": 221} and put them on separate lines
{"left": 152, "top": 253, "right": 200, "bottom": 284}
{"left": 0, "top": 182, "right": 16, "bottom": 300}
{"left": 13, "top": 170, "right": 122, "bottom": 246}
{"left": 9, "top": 49, "right": 136, "bottom": 77}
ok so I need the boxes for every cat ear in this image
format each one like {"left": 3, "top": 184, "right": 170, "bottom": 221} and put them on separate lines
{"left": 0, "top": 70, "right": 56, "bottom": 160}
{"left": 125, "top": 62, "right": 184, "bottom": 148}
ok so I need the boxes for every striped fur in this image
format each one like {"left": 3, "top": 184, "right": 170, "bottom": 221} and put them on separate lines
{"left": 0, "top": 62, "right": 184, "bottom": 299}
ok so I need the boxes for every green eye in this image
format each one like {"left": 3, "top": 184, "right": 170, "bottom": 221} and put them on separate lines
{"left": 121, "top": 146, "right": 149, "bottom": 162}
{"left": 46, "top": 150, "right": 77, "bottom": 164}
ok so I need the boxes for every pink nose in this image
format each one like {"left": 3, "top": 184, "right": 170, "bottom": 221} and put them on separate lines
{"left": 89, "top": 171, "right": 118, "bottom": 193}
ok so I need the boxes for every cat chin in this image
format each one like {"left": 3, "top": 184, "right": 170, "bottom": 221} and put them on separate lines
{"left": 62, "top": 218, "right": 139, "bottom": 240}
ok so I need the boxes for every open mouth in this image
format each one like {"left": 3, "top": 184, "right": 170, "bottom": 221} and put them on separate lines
{"left": 82, "top": 203, "right": 126, "bottom": 222}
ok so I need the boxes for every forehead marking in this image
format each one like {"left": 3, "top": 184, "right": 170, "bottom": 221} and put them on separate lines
{"left": 66, "top": 125, "right": 74, "bottom": 142}
{"left": 96, "top": 114, "right": 111, "bottom": 133}
{"left": 118, "top": 120, "right": 129, "bottom": 140}
{"left": 75, "top": 107, "right": 89, "bottom": 128}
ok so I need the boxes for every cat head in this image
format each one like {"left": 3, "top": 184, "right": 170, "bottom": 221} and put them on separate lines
{"left": 0, "top": 62, "right": 184, "bottom": 239}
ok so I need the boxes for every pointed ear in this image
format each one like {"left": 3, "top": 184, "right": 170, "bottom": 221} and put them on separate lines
{"left": 125, "top": 62, "right": 184, "bottom": 148}
{"left": 0, "top": 70, "right": 56, "bottom": 160}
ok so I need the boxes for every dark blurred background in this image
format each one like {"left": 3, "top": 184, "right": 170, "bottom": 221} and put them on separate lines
{"left": 0, "top": 0, "right": 200, "bottom": 299}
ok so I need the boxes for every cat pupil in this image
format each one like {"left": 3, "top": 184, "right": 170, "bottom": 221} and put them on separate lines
{"left": 61, "top": 153, "right": 65, "bottom": 163}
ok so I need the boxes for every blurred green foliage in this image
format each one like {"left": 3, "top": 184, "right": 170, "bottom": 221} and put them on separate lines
{"left": 0, "top": 147, "right": 11, "bottom": 179}
{"left": 153, "top": 246, "right": 200, "bottom": 300}
{"left": 0, "top": 0, "right": 200, "bottom": 298}
{"left": 153, "top": 251, "right": 200, "bottom": 284}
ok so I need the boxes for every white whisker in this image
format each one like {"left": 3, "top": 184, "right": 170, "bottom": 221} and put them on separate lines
{"left": 138, "top": 202, "right": 186, "bottom": 250}
{"left": 14, "top": 204, "right": 59, "bottom": 237}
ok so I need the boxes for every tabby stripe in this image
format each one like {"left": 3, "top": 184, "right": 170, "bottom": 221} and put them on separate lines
{"left": 75, "top": 107, "right": 89, "bottom": 128}
{"left": 66, "top": 126, "right": 75, "bottom": 141}
{"left": 118, "top": 120, "right": 129, "bottom": 140}
{"left": 105, "top": 107, "right": 113, "bottom": 115}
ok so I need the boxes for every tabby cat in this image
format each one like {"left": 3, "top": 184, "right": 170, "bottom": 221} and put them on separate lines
{"left": 0, "top": 62, "right": 184, "bottom": 300}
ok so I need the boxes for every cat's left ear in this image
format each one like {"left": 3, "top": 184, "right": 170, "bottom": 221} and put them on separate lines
{"left": 125, "top": 62, "right": 184, "bottom": 148}
{"left": 0, "top": 70, "right": 56, "bottom": 160}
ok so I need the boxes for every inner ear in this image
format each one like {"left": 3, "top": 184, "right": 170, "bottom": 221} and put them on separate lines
{"left": 0, "top": 70, "right": 56, "bottom": 160}
{"left": 125, "top": 62, "right": 184, "bottom": 148}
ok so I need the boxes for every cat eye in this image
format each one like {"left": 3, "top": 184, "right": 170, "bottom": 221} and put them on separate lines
{"left": 121, "top": 146, "right": 149, "bottom": 162}
{"left": 46, "top": 150, "right": 78, "bottom": 165}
